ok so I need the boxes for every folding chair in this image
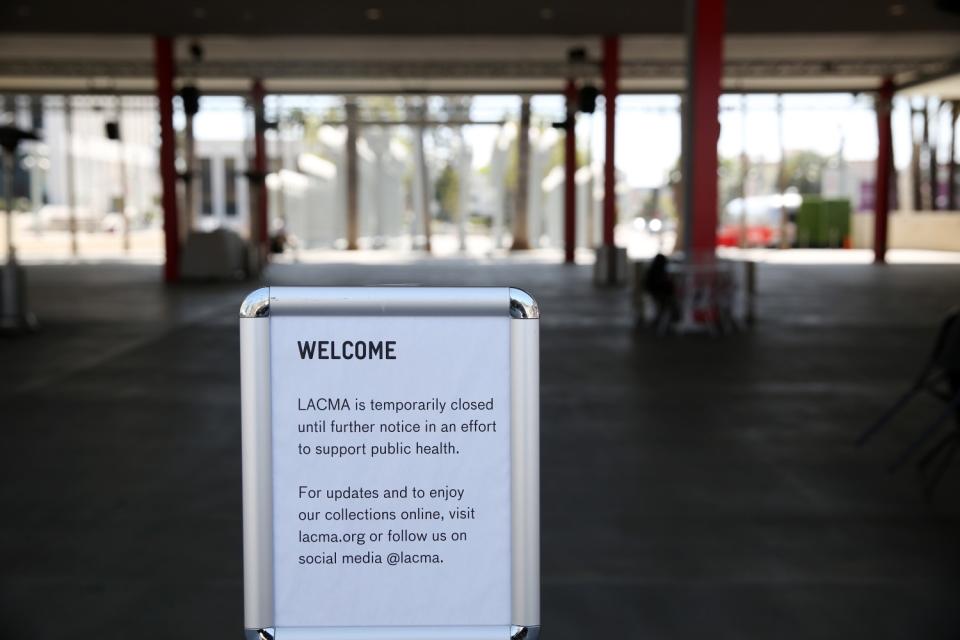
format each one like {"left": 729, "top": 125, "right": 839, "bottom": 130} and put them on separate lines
{"left": 856, "top": 308, "right": 960, "bottom": 496}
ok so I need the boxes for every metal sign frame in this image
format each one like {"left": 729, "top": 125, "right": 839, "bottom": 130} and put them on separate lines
{"left": 240, "top": 286, "right": 540, "bottom": 640}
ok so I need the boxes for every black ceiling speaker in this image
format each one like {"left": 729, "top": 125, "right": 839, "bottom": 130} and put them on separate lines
{"left": 0, "top": 125, "right": 38, "bottom": 153}
{"left": 578, "top": 85, "right": 599, "bottom": 114}
{"left": 179, "top": 85, "right": 201, "bottom": 117}
{"left": 105, "top": 121, "right": 120, "bottom": 140}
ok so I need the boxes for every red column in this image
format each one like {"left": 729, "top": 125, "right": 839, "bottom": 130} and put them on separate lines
{"left": 154, "top": 36, "right": 179, "bottom": 283}
{"left": 683, "top": 0, "right": 725, "bottom": 258}
{"left": 564, "top": 79, "right": 578, "bottom": 264}
{"left": 251, "top": 79, "right": 269, "bottom": 267}
{"left": 874, "top": 77, "right": 895, "bottom": 264}
{"left": 601, "top": 36, "right": 619, "bottom": 248}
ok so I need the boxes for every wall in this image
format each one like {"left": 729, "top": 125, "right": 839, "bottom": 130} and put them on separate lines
{"left": 851, "top": 211, "right": 960, "bottom": 252}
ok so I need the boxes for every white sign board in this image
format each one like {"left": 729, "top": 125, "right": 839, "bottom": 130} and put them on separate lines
{"left": 240, "top": 287, "right": 539, "bottom": 640}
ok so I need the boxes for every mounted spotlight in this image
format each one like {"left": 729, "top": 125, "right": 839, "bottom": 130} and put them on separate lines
{"left": 105, "top": 120, "right": 120, "bottom": 140}
{"left": 567, "top": 47, "right": 588, "bottom": 64}
{"left": 189, "top": 41, "right": 205, "bottom": 62}
{"left": 179, "top": 85, "right": 201, "bottom": 117}
{"left": 578, "top": 85, "right": 599, "bottom": 114}
{"left": 0, "top": 125, "right": 37, "bottom": 153}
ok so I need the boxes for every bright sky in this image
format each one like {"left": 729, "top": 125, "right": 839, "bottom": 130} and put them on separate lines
{"left": 191, "top": 93, "right": 953, "bottom": 190}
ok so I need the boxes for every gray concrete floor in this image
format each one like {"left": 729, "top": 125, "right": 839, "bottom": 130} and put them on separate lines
{"left": 1, "top": 258, "right": 959, "bottom": 639}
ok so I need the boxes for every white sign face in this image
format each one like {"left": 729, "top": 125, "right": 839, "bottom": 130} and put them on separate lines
{"left": 269, "top": 315, "right": 512, "bottom": 627}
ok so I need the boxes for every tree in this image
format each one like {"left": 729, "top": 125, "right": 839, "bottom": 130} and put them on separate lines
{"left": 717, "top": 155, "right": 741, "bottom": 206}
{"left": 434, "top": 162, "right": 459, "bottom": 221}
{"left": 546, "top": 135, "right": 589, "bottom": 175}
{"left": 783, "top": 150, "right": 829, "bottom": 194}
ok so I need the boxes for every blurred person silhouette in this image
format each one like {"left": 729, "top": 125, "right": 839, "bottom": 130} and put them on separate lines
{"left": 643, "top": 253, "right": 678, "bottom": 334}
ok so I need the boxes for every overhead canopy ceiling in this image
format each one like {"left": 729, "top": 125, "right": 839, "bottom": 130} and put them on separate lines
{"left": 1, "top": 33, "right": 958, "bottom": 95}
{"left": 2, "top": 0, "right": 960, "bottom": 35}
{"left": 0, "top": 1, "right": 959, "bottom": 96}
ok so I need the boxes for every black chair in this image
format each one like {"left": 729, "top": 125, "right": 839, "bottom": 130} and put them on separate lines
{"left": 857, "top": 308, "right": 960, "bottom": 497}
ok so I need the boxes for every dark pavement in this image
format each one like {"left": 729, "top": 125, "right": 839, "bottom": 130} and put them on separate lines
{"left": 1, "top": 258, "right": 959, "bottom": 639}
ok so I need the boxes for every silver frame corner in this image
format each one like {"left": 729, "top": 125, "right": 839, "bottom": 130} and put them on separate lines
{"left": 241, "top": 287, "right": 272, "bottom": 318}
{"left": 511, "top": 625, "right": 542, "bottom": 640}
{"left": 508, "top": 288, "right": 539, "bottom": 319}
